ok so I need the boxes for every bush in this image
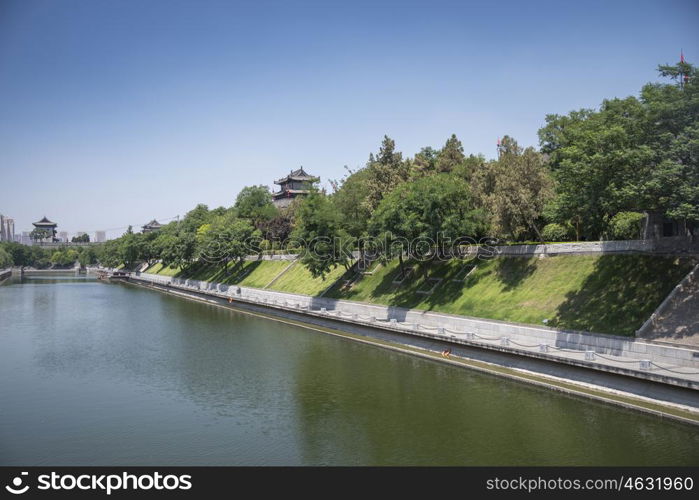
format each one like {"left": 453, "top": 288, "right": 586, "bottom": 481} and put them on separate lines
{"left": 0, "top": 247, "right": 12, "bottom": 268}
{"left": 542, "top": 223, "right": 573, "bottom": 242}
{"left": 609, "top": 212, "right": 644, "bottom": 240}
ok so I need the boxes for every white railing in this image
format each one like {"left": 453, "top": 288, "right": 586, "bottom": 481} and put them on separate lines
{"left": 129, "top": 271, "right": 699, "bottom": 381}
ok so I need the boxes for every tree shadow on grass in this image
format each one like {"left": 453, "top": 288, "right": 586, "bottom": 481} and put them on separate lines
{"left": 551, "top": 255, "right": 696, "bottom": 336}
{"left": 494, "top": 256, "right": 538, "bottom": 291}
{"left": 418, "top": 255, "right": 533, "bottom": 312}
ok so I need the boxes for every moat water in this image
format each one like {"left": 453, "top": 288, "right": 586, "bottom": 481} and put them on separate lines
{"left": 1, "top": 274, "right": 698, "bottom": 465}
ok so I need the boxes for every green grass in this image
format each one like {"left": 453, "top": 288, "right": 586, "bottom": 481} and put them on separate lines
{"left": 237, "top": 260, "right": 291, "bottom": 288}
{"left": 143, "top": 254, "right": 695, "bottom": 337}
{"left": 144, "top": 259, "right": 290, "bottom": 287}
{"left": 325, "top": 255, "right": 696, "bottom": 336}
{"left": 268, "top": 261, "right": 350, "bottom": 296}
{"left": 144, "top": 262, "right": 181, "bottom": 276}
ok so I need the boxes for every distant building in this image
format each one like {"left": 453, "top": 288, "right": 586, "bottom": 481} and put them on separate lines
{"left": 32, "top": 216, "right": 58, "bottom": 243}
{"left": 20, "top": 232, "right": 32, "bottom": 245}
{"left": 643, "top": 211, "right": 697, "bottom": 238}
{"left": 0, "top": 215, "right": 15, "bottom": 242}
{"left": 94, "top": 231, "right": 106, "bottom": 243}
{"left": 272, "top": 167, "right": 319, "bottom": 208}
{"left": 142, "top": 219, "right": 163, "bottom": 233}
{"left": 58, "top": 231, "right": 69, "bottom": 242}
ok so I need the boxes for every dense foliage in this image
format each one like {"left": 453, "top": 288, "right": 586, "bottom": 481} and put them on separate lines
{"left": 5, "top": 61, "right": 694, "bottom": 278}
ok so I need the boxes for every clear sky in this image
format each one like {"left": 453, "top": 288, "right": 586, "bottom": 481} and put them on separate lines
{"left": 1, "top": 0, "right": 697, "bottom": 239}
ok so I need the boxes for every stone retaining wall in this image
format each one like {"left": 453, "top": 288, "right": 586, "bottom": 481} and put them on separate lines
{"left": 133, "top": 271, "right": 699, "bottom": 371}
{"left": 491, "top": 237, "right": 698, "bottom": 256}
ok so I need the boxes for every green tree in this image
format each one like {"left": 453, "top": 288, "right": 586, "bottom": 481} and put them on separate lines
{"left": 539, "top": 60, "right": 698, "bottom": 238}
{"left": 29, "top": 228, "right": 50, "bottom": 242}
{"left": 78, "top": 247, "right": 97, "bottom": 267}
{"left": 29, "top": 246, "right": 50, "bottom": 269}
{"left": 369, "top": 173, "right": 484, "bottom": 275}
{"left": 608, "top": 211, "right": 645, "bottom": 240}
{"left": 410, "top": 146, "right": 438, "bottom": 177}
{"left": 538, "top": 98, "right": 651, "bottom": 239}
{"left": 71, "top": 234, "right": 90, "bottom": 243}
{"left": 136, "top": 231, "right": 160, "bottom": 266}
{"left": 234, "top": 185, "right": 278, "bottom": 228}
{"left": 97, "top": 240, "right": 122, "bottom": 268}
{"left": 292, "top": 190, "right": 354, "bottom": 279}
{"left": 0, "top": 247, "right": 13, "bottom": 268}
{"left": 638, "top": 61, "right": 699, "bottom": 227}
{"left": 180, "top": 204, "right": 211, "bottom": 234}
{"left": 198, "top": 214, "right": 260, "bottom": 274}
{"left": 541, "top": 223, "right": 573, "bottom": 242}
{"left": 258, "top": 213, "right": 293, "bottom": 246}
{"left": 1, "top": 242, "right": 32, "bottom": 267}
{"left": 363, "top": 136, "right": 410, "bottom": 211}
{"left": 479, "top": 136, "right": 554, "bottom": 242}
{"left": 119, "top": 231, "right": 140, "bottom": 269}
{"left": 435, "top": 134, "right": 466, "bottom": 173}
{"left": 330, "top": 167, "right": 373, "bottom": 247}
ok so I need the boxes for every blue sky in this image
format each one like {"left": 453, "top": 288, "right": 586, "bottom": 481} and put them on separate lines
{"left": 1, "top": 0, "right": 697, "bottom": 238}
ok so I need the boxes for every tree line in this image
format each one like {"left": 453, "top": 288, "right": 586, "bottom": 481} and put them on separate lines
{"left": 0, "top": 242, "right": 98, "bottom": 269}
{"left": 2, "top": 61, "right": 695, "bottom": 278}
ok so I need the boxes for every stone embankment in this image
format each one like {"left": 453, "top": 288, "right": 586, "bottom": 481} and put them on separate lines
{"left": 638, "top": 263, "right": 699, "bottom": 346}
{"left": 124, "top": 270, "right": 699, "bottom": 390}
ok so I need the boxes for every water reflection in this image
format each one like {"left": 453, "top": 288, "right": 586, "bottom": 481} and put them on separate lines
{"left": 291, "top": 337, "right": 699, "bottom": 465}
{"left": 0, "top": 279, "right": 698, "bottom": 465}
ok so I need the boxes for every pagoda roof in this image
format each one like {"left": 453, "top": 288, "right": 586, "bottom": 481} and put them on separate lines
{"left": 142, "top": 219, "right": 162, "bottom": 228}
{"left": 272, "top": 189, "right": 312, "bottom": 198}
{"left": 274, "top": 167, "right": 319, "bottom": 185}
{"left": 33, "top": 216, "right": 56, "bottom": 226}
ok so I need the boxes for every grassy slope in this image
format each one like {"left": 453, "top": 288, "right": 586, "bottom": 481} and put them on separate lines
{"left": 268, "top": 261, "right": 349, "bottom": 296}
{"left": 237, "top": 261, "right": 290, "bottom": 288}
{"left": 325, "top": 255, "right": 695, "bottom": 336}
{"left": 144, "top": 260, "right": 290, "bottom": 287}
{"left": 143, "top": 254, "right": 694, "bottom": 336}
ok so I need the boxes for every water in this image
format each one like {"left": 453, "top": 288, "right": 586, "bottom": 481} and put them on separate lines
{"left": 1, "top": 275, "right": 698, "bottom": 465}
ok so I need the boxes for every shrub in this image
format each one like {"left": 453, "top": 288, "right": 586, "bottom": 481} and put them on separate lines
{"left": 542, "top": 223, "right": 573, "bottom": 242}
{"left": 609, "top": 212, "right": 644, "bottom": 240}
{"left": 0, "top": 247, "right": 12, "bottom": 268}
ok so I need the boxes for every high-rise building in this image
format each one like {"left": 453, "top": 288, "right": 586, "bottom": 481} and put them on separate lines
{"left": 94, "top": 231, "right": 106, "bottom": 243}
{"left": 0, "top": 215, "right": 15, "bottom": 242}
{"left": 20, "top": 232, "right": 32, "bottom": 245}
{"left": 58, "top": 231, "right": 69, "bottom": 242}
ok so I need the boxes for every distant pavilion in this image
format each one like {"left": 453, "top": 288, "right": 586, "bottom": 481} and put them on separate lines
{"left": 142, "top": 219, "right": 163, "bottom": 233}
{"left": 32, "top": 216, "right": 57, "bottom": 242}
{"left": 272, "top": 167, "right": 319, "bottom": 208}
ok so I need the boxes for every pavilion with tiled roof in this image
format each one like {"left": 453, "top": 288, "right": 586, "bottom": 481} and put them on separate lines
{"left": 272, "top": 167, "right": 319, "bottom": 208}
{"left": 141, "top": 219, "right": 163, "bottom": 233}
{"left": 32, "top": 216, "right": 58, "bottom": 242}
